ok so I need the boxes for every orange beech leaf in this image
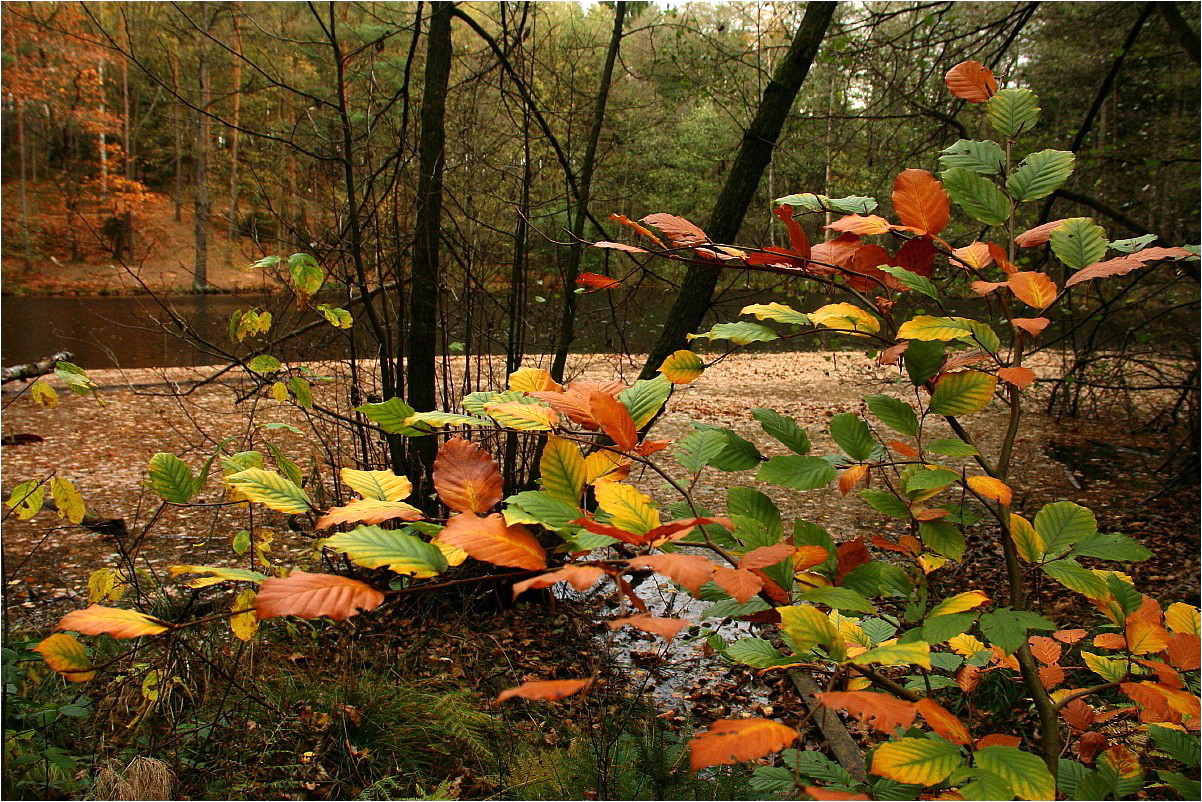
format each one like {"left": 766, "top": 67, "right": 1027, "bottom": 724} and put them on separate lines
{"left": 892, "top": 237, "right": 937, "bottom": 277}
{"left": 1054, "top": 629, "right": 1088, "bottom": 644}
{"left": 609, "top": 212, "right": 666, "bottom": 248}
{"left": 1059, "top": 699, "right": 1096, "bottom": 732}
{"left": 433, "top": 437, "right": 503, "bottom": 514}
{"left": 1135, "top": 659, "right": 1184, "bottom": 689}
{"left": 952, "top": 241, "right": 991, "bottom": 270}
{"left": 826, "top": 214, "right": 892, "bottom": 236}
{"left": 773, "top": 205, "right": 811, "bottom": 259}
{"left": 1015, "top": 220, "right": 1069, "bottom": 247}
{"left": 1076, "top": 731, "right": 1109, "bottom": 763}
{"left": 986, "top": 242, "right": 1018, "bottom": 274}
{"left": 839, "top": 464, "right": 869, "bottom": 496}
{"left": 33, "top": 633, "right": 95, "bottom": 682}
{"left": 793, "top": 545, "right": 831, "bottom": 571}
{"left": 892, "top": 169, "right": 949, "bottom": 236}
{"left": 56, "top": 605, "right": 170, "bottom": 638}
{"left": 644, "top": 516, "right": 734, "bottom": 547}
{"left": 1012, "top": 317, "right": 1050, "bottom": 337}
{"left": 998, "top": 366, "right": 1036, "bottom": 389}
{"left": 971, "top": 280, "right": 1007, "bottom": 296}
{"left": 805, "top": 788, "right": 870, "bottom": 801}
{"left": 1065, "top": 246, "right": 1195, "bottom": 288}
{"left": 941, "top": 350, "right": 993, "bottom": 373}
{"left": 1028, "top": 636, "right": 1062, "bottom": 665}
{"left": 1040, "top": 664, "right": 1066, "bottom": 689}
{"left": 712, "top": 567, "right": 763, "bottom": 604}
{"left": 592, "top": 241, "right": 647, "bottom": 255}
{"left": 956, "top": 664, "right": 982, "bottom": 693}
{"left": 1121, "top": 681, "right": 1198, "bottom": 724}
{"left": 316, "top": 498, "right": 424, "bottom": 529}
{"left": 511, "top": 565, "right": 605, "bottom": 598}
{"left": 975, "top": 734, "right": 1021, "bottom": 750}
{"left": 878, "top": 342, "right": 909, "bottom": 366}
{"left": 1100, "top": 745, "right": 1143, "bottom": 779}
{"left": 846, "top": 244, "right": 904, "bottom": 292}
{"left": 886, "top": 440, "right": 918, "bottom": 458}
{"left": 607, "top": 614, "right": 690, "bottom": 640}
{"left": 818, "top": 692, "right": 917, "bottom": 734}
{"left": 913, "top": 507, "right": 950, "bottom": 521}
{"left": 627, "top": 554, "right": 717, "bottom": 596}
{"left": 753, "top": 571, "right": 792, "bottom": 605}
{"left": 990, "top": 646, "right": 1020, "bottom": 671}
{"left": 811, "top": 233, "right": 863, "bottom": 271}
{"left": 944, "top": 60, "right": 997, "bottom": 102}
{"left": 916, "top": 698, "right": 971, "bottom": 745}
{"left": 1008, "top": 271, "right": 1058, "bottom": 309}
{"left": 1126, "top": 597, "right": 1173, "bottom": 655}
{"left": 739, "top": 543, "right": 798, "bottom": 571}
{"left": 438, "top": 512, "right": 546, "bottom": 570}
{"left": 835, "top": 537, "right": 872, "bottom": 584}
{"left": 966, "top": 475, "right": 1012, "bottom": 506}
{"left": 688, "top": 718, "right": 798, "bottom": 772}
{"left": 1166, "top": 633, "right": 1201, "bottom": 671}
{"left": 745, "top": 246, "right": 810, "bottom": 269}
{"left": 254, "top": 571, "right": 384, "bottom": 621}
{"left": 589, "top": 391, "right": 637, "bottom": 452}
{"left": 1093, "top": 633, "right": 1128, "bottom": 650}
{"left": 635, "top": 439, "right": 670, "bottom": 456}
{"left": 496, "top": 678, "right": 592, "bottom": 704}
{"left": 640, "top": 213, "right": 709, "bottom": 247}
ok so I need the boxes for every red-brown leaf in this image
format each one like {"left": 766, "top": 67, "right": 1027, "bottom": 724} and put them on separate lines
{"left": 739, "top": 543, "right": 797, "bottom": 571}
{"left": 944, "top": 60, "right": 997, "bottom": 103}
{"left": 826, "top": 214, "right": 892, "bottom": 236}
{"left": 255, "top": 571, "right": 384, "bottom": 621}
{"left": 1008, "top": 271, "right": 1059, "bottom": 309}
{"left": 892, "top": 237, "right": 937, "bottom": 277}
{"left": 1060, "top": 699, "right": 1096, "bottom": 732}
{"left": 576, "top": 271, "right": 623, "bottom": 289}
{"left": 1012, "top": 317, "right": 1050, "bottom": 337}
{"left": 1054, "top": 628, "right": 1088, "bottom": 644}
{"left": 640, "top": 213, "right": 709, "bottom": 247}
{"left": 810, "top": 233, "right": 862, "bottom": 270}
{"left": 627, "top": 553, "right": 717, "bottom": 596}
{"left": 916, "top": 698, "right": 972, "bottom": 745}
{"left": 591, "top": 242, "right": 647, "bottom": 255}
{"left": 835, "top": 537, "right": 872, "bottom": 584}
{"left": 607, "top": 614, "right": 690, "bottom": 640}
{"left": 1166, "top": 633, "right": 1201, "bottom": 671}
{"left": 1028, "top": 635, "right": 1062, "bottom": 665}
{"left": 1015, "top": 220, "right": 1069, "bottom": 248}
{"left": 496, "top": 678, "right": 592, "bottom": 703}
{"left": 511, "top": 565, "right": 606, "bottom": 598}
{"left": 433, "top": 437, "right": 503, "bottom": 514}
{"left": 589, "top": 391, "right": 638, "bottom": 452}
{"left": 438, "top": 512, "right": 547, "bottom": 570}
{"left": 1066, "top": 246, "right": 1195, "bottom": 288}
{"left": 998, "top": 366, "right": 1036, "bottom": 389}
{"left": 976, "top": 734, "right": 1022, "bottom": 750}
{"left": 773, "top": 205, "right": 811, "bottom": 259}
{"left": 609, "top": 213, "right": 667, "bottom": 248}
{"left": 892, "top": 169, "right": 949, "bottom": 236}
{"left": 688, "top": 718, "right": 797, "bottom": 771}
{"left": 712, "top": 568, "right": 763, "bottom": 604}
{"left": 817, "top": 691, "right": 917, "bottom": 734}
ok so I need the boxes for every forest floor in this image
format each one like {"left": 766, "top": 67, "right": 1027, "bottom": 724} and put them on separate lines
{"left": 3, "top": 351, "right": 1198, "bottom": 798}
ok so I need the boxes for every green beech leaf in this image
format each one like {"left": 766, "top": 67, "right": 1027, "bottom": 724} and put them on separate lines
{"left": 1033, "top": 501, "right": 1097, "bottom": 558}
{"left": 322, "top": 525, "right": 446, "bottom": 577}
{"left": 225, "top": 468, "right": 313, "bottom": 514}
{"left": 675, "top": 429, "right": 729, "bottom": 474}
{"left": 858, "top": 489, "right": 911, "bottom": 519}
{"left": 978, "top": 607, "right": 1056, "bottom": 654}
{"left": 688, "top": 321, "right": 778, "bottom": 345}
{"left": 617, "top": 375, "right": 672, "bottom": 427}
{"left": 799, "top": 586, "right": 875, "bottom": 613}
{"left": 757, "top": 456, "right": 836, "bottom": 491}
{"left": 773, "top": 193, "right": 878, "bottom": 215}
{"left": 829, "top": 413, "right": 874, "bottom": 461}
{"left": 985, "top": 88, "right": 1041, "bottom": 138}
{"left": 725, "top": 637, "right": 802, "bottom": 668}
{"left": 502, "top": 491, "right": 582, "bottom": 532}
{"left": 355, "top": 398, "right": 425, "bottom": 436}
{"left": 1109, "top": 234, "right": 1157, "bottom": 253}
{"left": 903, "top": 340, "right": 945, "bottom": 386}
{"left": 751, "top": 408, "right": 811, "bottom": 455}
{"left": 1042, "top": 559, "right": 1109, "bottom": 599}
{"left": 919, "top": 521, "right": 965, "bottom": 560}
{"left": 924, "top": 438, "right": 979, "bottom": 457}
{"left": 147, "top": 453, "right": 196, "bottom": 504}
{"left": 879, "top": 267, "right": 940, "bottom": 299}
{"left": 929, "top": 371, "right": 997, "bottom": 416}
{"left": 939, "top": 139, "right": 1005, "bottom": 174}
{"left": 864, "top": 394, "right": 918, "bottom": 436}
{"left": 941, "top": 168, "right": 1010, "bottom": 225}
{"left": 247, "top": 355, "right": 281, "bottom": 374}
{"left": 1049, "top": 218, "right": 1108, "bottom": 271}
{"left": 1069, "top": 532, "right": 1151, "bottom": 562}
{"left": 1006, "top": 149, "right": 1074, "bottom": 202}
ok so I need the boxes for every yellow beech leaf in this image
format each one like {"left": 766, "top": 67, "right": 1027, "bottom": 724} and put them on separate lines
{"left": 436, "top": 540, "right": 468, "bottom": 567}
{"left": 870, "top": 737, "right": 962, "bottom": 786}
{"left": 507, "top": 367, "right": 562, "bottom": 394}
{"left": 225, "top": 468, "right": 313, "bottom": 514}
{"left": 657, "top": 350, "right": 705, "bottom": 384}
{"left": 539, "top": 436, "right": 586, "bottom": 505}
{"left": 928, "top": 591, "right": 990, "bottom": 618}
{"left": 87, "top": 568, "right": 127, "bottom": 603}
{"left": 948, "top": 633, "right": 988, "bottom": 658}
{"left": 851, "top": 640, "right": 932, "bottom": 669}
{"left": 952, "top": 241, "right": 991, "bottom": 270}
{"left": 741, "top": 302, "right": 811, "bottom": 326}
{"left": 50, "top": 478, "right": 86, "bottom": 525}
{"left": 269, "top": 381, "right": 289, "bottom": 402}
{"left": 896, "top": 315, "right": 972, "bottom": 341}
{"left": 57, "top": 605, "right": 170, "bottom": 638}
{"left": 1009, "top": 513, "right": 1044, "bottom": 563}
{"left": 778, "top": 604, "right": 841, "bottom": 657}
{"left": 966, "top": 476, "right": 1012, "bottom": 506}
{"left": 594, "top": 482, "right": 660, "bottom": 535}
{"left": 581, "top": 450, "right": 629, "bottom": 485}
{"left": 340, "top": 468, "right": 412, "bottom": 502}
{"left": 230, "top": 589, "right": 258, "bottom": 641}
{"left": 33, "top": 633, "right": 95, "bottom": 682}
{"left": 315, "top": 498, "right": 425, "bottom": 529}
{"left": 929, "top": 370, "right": 997, "bottom": 416}
{"left": 1165, "top": 602, "right": 1200, "bottom": 636}
{"left": 918, "top": 555, "right": 948, "bottom": 574}
{"left": 483, "top": 401, "right": 559, "bottom": 430}
{"left": 809, "top": 302, "right": 880, "bottom": 334}
{"left": 30, "top": 380, "right": 59, "bottom": 407}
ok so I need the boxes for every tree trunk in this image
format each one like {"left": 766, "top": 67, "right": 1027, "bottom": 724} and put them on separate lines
{"left": 638, "top": 1, "right": 837, "bottom": 379}
{"left": 17, "top": 99, "right": 33, "bottom": 273}
{"left": 406, "top": 1, "right": 453, "bottom": 494}
{"left": 120, "top": 42, "right": 133, "bottom": 259}
{"left": 192, "top": 12, "right": 211, "bottom": 291}
{"left": 227, "top": 6, "right": 242, "bottom": 253}
{"left": 549, "top": 1, "right": 627, "bottom": 383}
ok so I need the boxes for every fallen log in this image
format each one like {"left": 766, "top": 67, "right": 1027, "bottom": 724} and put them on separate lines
{"left": 2, "top": 351, "right": 74, "bottom": 384}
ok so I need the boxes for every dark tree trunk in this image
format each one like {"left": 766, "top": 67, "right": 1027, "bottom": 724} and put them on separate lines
{"left": 639, "top": 1, "right": 837, "bottom": 379}
{"left": 549, "top": 1, "right": 627, "bottom": 383}
{"left": 406, "top": 1, "right": 453, "bottom": 495}
{"left": 192, "top": 11, "right": 211, "bottom": 291}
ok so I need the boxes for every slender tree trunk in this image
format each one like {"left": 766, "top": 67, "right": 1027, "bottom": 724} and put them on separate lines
{"left": 406, "top": 1, "right": 453, "bottom": 494}
{"left": 549, "top": 1, "right": 627, "bottom": 383}
{"left": 192, "top": 11, "right": 211, "bottom": 291}
{"left": 639, "top": 1, "right": 837, "bottom": 379}
{"left": 1159, "top": 1, "right": 1200, "bottom": 64}
{"left": 120, "top": 44, "right": 133, "bottom": 258}
{"left": 227, "top": 6, "right": 242, "bottom": 253}
{"left": 98, "top": 61, "right": 108, "bottom": 199}
{"left": 17, "top": 99, "right": 33, "bottom": 273}
{"left": 172, "top": 49, "right": 182, "bottom": 223}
